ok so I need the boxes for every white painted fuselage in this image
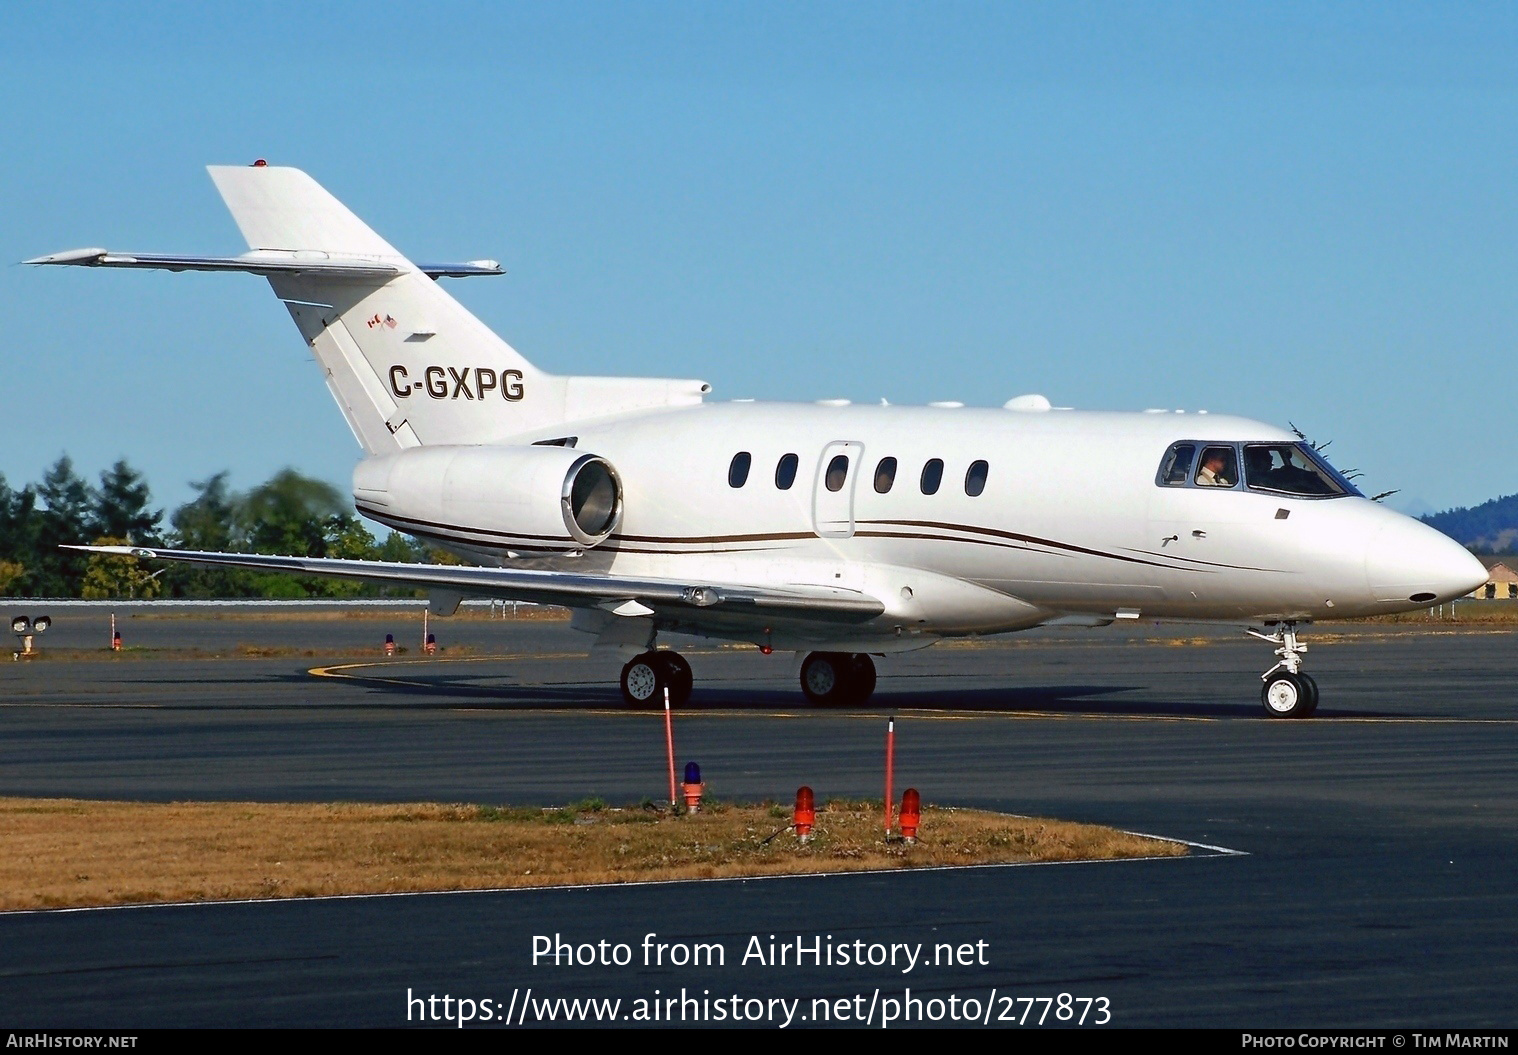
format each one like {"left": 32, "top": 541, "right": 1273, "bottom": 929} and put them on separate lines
{"left": 353, "top": 400, "right": 1482, "bottom": 653}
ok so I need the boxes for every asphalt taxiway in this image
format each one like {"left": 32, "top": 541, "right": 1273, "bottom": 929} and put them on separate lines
{"left": 0, "top": 609, "right": 1515, "bottom": 1027}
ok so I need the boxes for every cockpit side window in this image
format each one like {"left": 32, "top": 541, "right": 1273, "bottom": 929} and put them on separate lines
{"left": 1244, "top": 443, "right": 1349, "bottom": 498}
{"left": 1157, "top": 443, "right": 1196, "bottom": 486}
{"left": 1194, "top": 445, "right": 1238, "bottom": 488}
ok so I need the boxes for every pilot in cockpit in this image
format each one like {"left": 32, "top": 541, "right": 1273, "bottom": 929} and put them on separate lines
{"left": 1195, "top": 447, "right": 1235, "bottom": 487}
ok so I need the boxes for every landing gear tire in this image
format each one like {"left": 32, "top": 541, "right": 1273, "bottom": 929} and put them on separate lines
{"left": 845, "top": 653, "right": 877, "bottom": 705}
{"left": 1298, "top": 673, "right": 1319, "bottom": 717}
{"left": 1261, "top": 672, "right": 1314, "bottom": 719}
{"left": 620, "top": 653, "right": 663, "bottom": 708}
{"left": 800, "top": 652, "right": 877, "bottom": 706}
{"left": 653, "top": 650, "right": 693, "bottom": 708}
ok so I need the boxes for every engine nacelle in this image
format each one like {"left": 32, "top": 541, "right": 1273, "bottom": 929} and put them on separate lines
{"left": 353, "top": 445, "right": 623, "bottom": 550}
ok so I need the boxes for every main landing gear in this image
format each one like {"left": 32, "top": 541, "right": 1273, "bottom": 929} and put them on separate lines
{"left": 619, "top": 650, "right": 693, "bottom": 708}
{"left": 619, "top": 649, "right": 878, "bottom": 708}
{"left": 1247, "top": 623, "right": 1318, "bottom": 719}
{"left": 799, "top": 652, "right": 877, "bottom": 707}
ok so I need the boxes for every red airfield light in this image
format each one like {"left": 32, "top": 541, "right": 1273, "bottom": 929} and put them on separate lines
{"left": 794, "top": 786, "right": 815, "bottom": 841}
{"left": 900, "top": 788, "right": 921, "bottom": 843}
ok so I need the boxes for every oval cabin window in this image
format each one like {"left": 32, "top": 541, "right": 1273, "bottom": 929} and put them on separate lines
{"left": 965, "top": 460, "right": 989, "bottom": 497}
{"left": 874, "top": 457, "right": 897, "bottom": 494}
{"left": 920, "top": 458, "right": 943, "bottom": 495}
{"left": 825, "top": 454, "right": 850, "bottom": 492}
{"left": 775, "top": 453, "right": 799, "bottom": 490}
{"left": 728, "top": 452, "right": 752, "bottom": 488}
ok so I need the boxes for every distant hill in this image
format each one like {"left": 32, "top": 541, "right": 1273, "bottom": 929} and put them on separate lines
{"left": 1422, "top": 493, "right": 1518, "bottom": 553}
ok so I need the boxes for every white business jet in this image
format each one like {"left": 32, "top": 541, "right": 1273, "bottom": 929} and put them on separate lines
{"left": 30, "top": 164, "right": 1485, "bottom": 718}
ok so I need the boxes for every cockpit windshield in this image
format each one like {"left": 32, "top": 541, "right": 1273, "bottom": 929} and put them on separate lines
{"left": 1243, "top": 443, "right": 1358, "bottom": 498}
{"left": 1156, "top": 441, "right": 1361, "bottom": 498}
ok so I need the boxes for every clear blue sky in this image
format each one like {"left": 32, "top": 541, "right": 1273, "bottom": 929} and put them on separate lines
{"left": 3, "top": 3, "right": 1515, "bottom": 518}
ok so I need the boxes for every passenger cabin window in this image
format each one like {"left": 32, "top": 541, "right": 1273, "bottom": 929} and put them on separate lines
{"left": 728, "top": 452, "right": 752, "bottom": 488}
{"left": 825, "top": 454, "right": 850, "bottom": 492}
{"left": 775, "top": 453, "right": 799, "bottom": 490}
{"left": 1194, "top": 446, "right": 1238, "bottom": 488}
{"left": 874, "top": 457, "right": 897, "bottom": 494}
{"left": 1158, "top": 443, "right": 1196, "bottom": 486}
{"left": 965, "top": 460, "right": 989, "bottom": 497}
{"left": 1243, "top": 444, "right": 1348, "bottom": 498}
{"left": 920, "top": 458, "right": 944, "bottom": 495}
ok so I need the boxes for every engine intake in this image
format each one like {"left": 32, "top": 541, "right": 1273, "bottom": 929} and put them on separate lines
{"left": 353, "top": 445, "right": 624, "bottom": 552}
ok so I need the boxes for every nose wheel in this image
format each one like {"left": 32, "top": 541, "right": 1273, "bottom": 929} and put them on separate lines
{"left": 620, "top": 650, "right": 693, "bottom": 708}
{"left": 1261, "top": 671, "right": 1319, "bottom": 718}
{"left": 800, "top": 652, "right": 877, "bottom": 706}
{"left": 1249, "top": 624, "right": 1319, "bottom": 718}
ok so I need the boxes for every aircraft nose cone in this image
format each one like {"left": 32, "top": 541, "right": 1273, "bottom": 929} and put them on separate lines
{"left": 1365, "top": 517, "right": 1487, "bottom": 604}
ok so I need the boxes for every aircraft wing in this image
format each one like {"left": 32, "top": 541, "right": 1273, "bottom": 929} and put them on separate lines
{"left": 24, "top": 248, "right": 502, "bottom": 280}
{"left": 66, "top": 546, "right": 885, "bottom": 623}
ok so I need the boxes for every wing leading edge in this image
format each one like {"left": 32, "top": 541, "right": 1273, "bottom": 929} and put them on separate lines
{"left": 24, "top": 249, "right": 503, "bottom": 280}
{"left": 66, "top": 546, "right": 885, "bottom": 623}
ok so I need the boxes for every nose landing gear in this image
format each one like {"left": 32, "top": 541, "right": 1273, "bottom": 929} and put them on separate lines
{"left": 1247, "top": 623, "right": 1318, "bottom": 718}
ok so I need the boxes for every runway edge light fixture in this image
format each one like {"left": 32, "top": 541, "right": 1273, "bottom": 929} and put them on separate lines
{"left": 900, "top": 789, "right": 921, "bottom": 844}
{"left": 794, "top": 787, "right": 815, "bottom": 843}
{"left": 681, "top": 762, "right": 703, "bottom": 814}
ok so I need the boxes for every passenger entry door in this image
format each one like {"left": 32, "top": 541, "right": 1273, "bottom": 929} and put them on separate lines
{"left": 812, "top": 441, "right": 863, "bottom": 539}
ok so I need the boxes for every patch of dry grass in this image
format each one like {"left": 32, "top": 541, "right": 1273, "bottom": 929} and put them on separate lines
{"left": 0, "top": 797, "right": 1185, "bottom": 911}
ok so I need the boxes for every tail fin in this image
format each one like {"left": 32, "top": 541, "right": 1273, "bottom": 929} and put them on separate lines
{"left": 206, "top": 165, "right": 709, "bottom": 453}
{"left": 210, "top": 165, "right": 561, "bottom": 453}
{"left": 30, "top": 165, "right": 710, "bottom": 452}
{"left": 209, "top": 165, "right": 403, "bottom": 257}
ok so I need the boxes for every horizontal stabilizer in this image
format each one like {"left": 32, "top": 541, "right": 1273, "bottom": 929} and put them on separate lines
{"left": 24, "top": 249, "right": 502, "bottom": 280}
{"left": 65, "top": 546, "right": 885, "bottom": 622}
{"left": 31, "top": 163, "right": 710, "bottom": 452}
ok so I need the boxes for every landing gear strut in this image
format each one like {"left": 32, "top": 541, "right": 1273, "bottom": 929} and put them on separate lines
{"left": 1247, "top": 623, "right": 1318, "bottom": 719}
{"left": 619, "top": 650, "right": 693, "bottom": 708}
{"left": 800, "top": 652, "right": 877, "bottom": 706}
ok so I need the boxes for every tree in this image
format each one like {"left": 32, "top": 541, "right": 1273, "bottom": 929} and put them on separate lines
{"left": 32, "top": 456, "right": 96, "bottom": 596}
{"left": 163, "top": 472, "right": 245, "bottom": 598}
{"left": 376, "top": 530, "right": 428, "bottom": 563}
{"left": 94, "top": 460, "right": 162, "bottom": 543}
{"left": 0, "top": 561, "right": 25, "bottom": 595}
{"left": 236, "top": 468, "right": 346, "bottom": 557}
{"left": 0, "top": 473, "right": 38, "bottom": 595}
{"left": 80, "top": 537, "right": 162, "bottom": 600}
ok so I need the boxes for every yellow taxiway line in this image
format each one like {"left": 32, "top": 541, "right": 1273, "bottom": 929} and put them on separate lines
{"left": 305, "top": 655, "right": 1518, "bottom": 725}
